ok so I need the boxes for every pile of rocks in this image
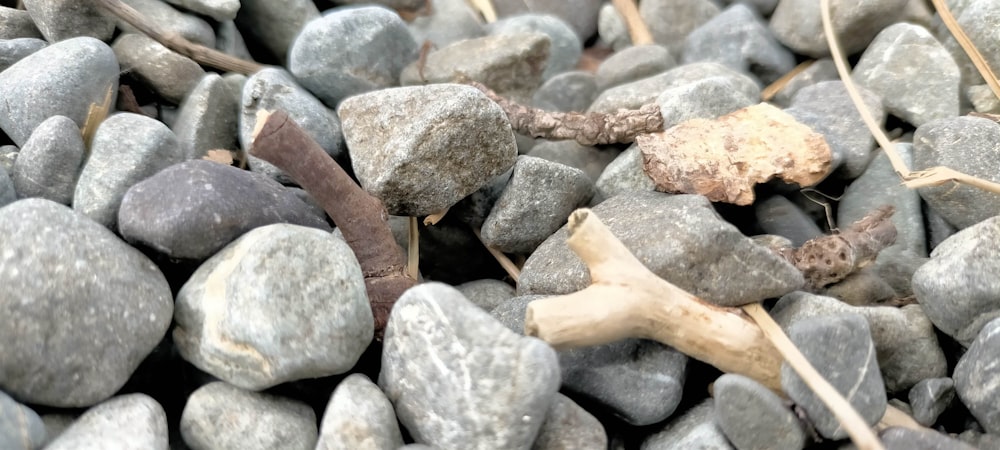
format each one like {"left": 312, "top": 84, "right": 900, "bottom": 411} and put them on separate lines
{"left": 1, "top": 0, "right": 999, "bottom": 449}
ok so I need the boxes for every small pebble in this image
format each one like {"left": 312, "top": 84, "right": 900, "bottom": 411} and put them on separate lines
{"left": 817, "top": 268, "right": 897, "bottom": 306}
{"left": 113, "top": 33, "right": 206, "bottom": 104}
{"left": 755, "top": 195, "right": 824, "bottom": 247}
{"left": 639, "top": 0, "right": 720, "bottom": 56}
{"left": 597, "top": 3, "right": 628, "bottom": 51}
{"left": 10, "top": 115, "right": 84, "bottom": 205}
{"left": 120, "top": 0, "right": 216, "bottom": 47}
{"left": 714, "top": 374, "right": 806, "bottom": 450}
{"left": 407, "top": 0, "right": 485, "bottom": 48}
{"left": 0, "top": 7, "right": 42, "bottom": 39}
{"left": 488, "top": 14, "right": 582, "bottom": 80}
{"left": 642, "top": 399, "right": 733, "bottom": 450}
{"left": 235, "top": 0, "right": 319, "bottom": 63}
{"left": 769, "top": 0, "right": 908, "bottom": 57}
{"left": 492, "top": 0, "right": 602, "bottom": 41}
{"left": 656, "top": 76, "right": 760, "bottom": 129}
{"left": 768, "top": 59, "right": 839, "bottom": 107}
{"left": 526, "top": 141, "right": 618, "bottom": 183}
{"left": 589, "top": 62, "right": 759, "bottom": 114}
{"left": 0, "top": 38, "right": 47, "bottom": 72}
{"left": 594, "top": 44, "right": 675, "bottom": 91}
{"left": 315, "top": 374, "right": 404, "bottom": 450}
{"left": 533, "top": 393, "right": 608, "bottom": 450}
{"left": 23, "top": 0, "right": 115, "bottom": 42}
{"left": 456, "top": 279, "right": 516, "bottom": 312}
{"left": 172, "top": 73, "right": 239, "bottom": 160}
{"left": 594, "top": 144, "right": 656, "bottom": 202}
{"left": 45, "top": 394, "right": 168, "bottom": 450}
{"left": 162, "top": 0, "right": 240, "bottom": 21}
{"left": 533, "top": 71, "right": 599, "bottom": 112}
{"left": 0, "top": 390, "right": 46, "bottom": 450}
{"left": 908, "top": 377, "right": 955, "bottom": 427}
{"left": 954, "top": 318, "right": 1000, "bottom": 433}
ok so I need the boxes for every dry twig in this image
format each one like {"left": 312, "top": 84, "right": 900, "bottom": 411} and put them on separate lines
{"left": 611, "top": 0, "right": 653, "bottom": 46}
{"left": 761, "top": 60, "right": 815, "bottom": 102}
{"left": 473, "top": 227, "right": 521, "bottom": 283}
{"left": 931, "top": 0, "right": 1000, "bottom": 100}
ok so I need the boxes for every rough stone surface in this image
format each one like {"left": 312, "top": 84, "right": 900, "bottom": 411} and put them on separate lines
{"left": 289, "top": 6, "right": 418, "bottom": 106}
{"left": 594, "top": 144, "right": 657, "bottom": 202}
{"left": 683, "top": 4, "right": 796, "bottom": 84}
{"left": 74, "top": 113, "right": 184, "bottom": 231}
{"left": 853, "top": 23, "right": 960, "bottom": 127}
{"left": 656, "top": 76, "right": 759, "bottom": 129}
{"left": 0, "top": 37, "right": 118, "bottom": 147}
{"left": 526, "top": 141, "right": 618, "bottom": 183}
{"left": 172, "top": 73, "right": 239, "bottom": 160}
{"left": 589, "top": 62, "right": 759, "bottom": 114}
{"left": 769, "top": 0, "right": 908, "bottom": 57}
{"left": 316, "top": 374, "right": 404, "bottom": 450}
{"left": 162, "top": 0, "right": 240, "bottom": 21}
{"left": 119, "top": 0, "right": 215, "bottom": 47}
{"left": 954, "top": 317, "right": 1000, "bottom": 434}
{"left": 488, "top": 14, "right": 581, "bottom": 80}
{"left": 235, "top": 0, "right": 319, "bottom": 63}
{"left": 0, "top": 199, "right": 173, "bottom": 407}
{"left": 0, "top": 390, "right": 46, "bottom": 450}
{"left": 45, "top": 394, "right": 168, "bottom": 450}
{"left": 769, "top": 58, "right": 839, "bottom": 107}
{"left": 380, "top": 283, "right": 560, "bottom": 449}
{"left": 11, "top": 115, "right": 85, "bottom": 205}
{"left": 940, "top": 0, "right": 1000, "bottom": 90}
{"left": 174, "top": 224, "right": 372, "bottom": 390}
{"left": 817, "top": 268, "right": 897, "bottom": 306}
{"left": 714, "top": 374, "right": 806, "bottom": 450}
{"left": 780, "top": 314, "right": 887, "bottom": 439}
{"left": 519, "top": 192, "right": 804, "bottom": 306}
{"left": 23, "top": 0, "right": 115, "bottom": 42}
{"left": 456, "top": 279, "right": 516, "bottom": 312}
{"left": 0, "top": 166, "right": 14, "bottom": 209}
{"left": 639, "top": 0, "right": 720, "bottom": 55}
{"left": 908, "top": 377, "right": 955, "bottom": 427}
{"left": 641, "top": 400, "right": 733, "bottom": 450}
{"left": 0, "top": 7, "right": 42, "bottom": 40}
{"left": 492, "top": 0, "right": 602, "bottom": 41}
{"left": 407, "top": 0, "right": 485, "bottom": 48}
{"left": 533, "top": 71, "right": 598, "bottom": 112}
{"left": 181, "top": 382, "right": 318, "bottom": 450}
{"left": 595, "top": 44, "right": 675, "bottom": 91}
{"left": 0, "top": 38, "right": 47, "bottom": 72}
{"left": 339, "top": 84, "right": 517, "bottom": 216}
{"left": 532, "top": 393, "right": 607, "bottom": 450}
{"left": 119, "top": 160, "right": 332, "bottom": 261}
{"left": 113, "top": 33, "right": 206, "bottom": 104}
{"left": 755, "top": 195, "right": 823, "bottom": 247}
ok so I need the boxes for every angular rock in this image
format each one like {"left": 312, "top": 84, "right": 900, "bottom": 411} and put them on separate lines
{"left": 316, "top": 374, "right": 403, "bottom": 450}
{"left": 407, "top": 0, "right": 485, "bottom": 48}
{"left": 642, "top": 400, "right": 733, "bottom": 450}
{"left": 45, "top": 394, "right": 167, "bottom": 450}
{"left": 913, "top": 116, "right": 1000, "bottom": 229}
{"left": 449, "top": 169, "right": 512, "bottom": 229}
{"left": 639, "top": 0, "right": 720, "bottom": 55}
{"left": 492, "top": 0, "right": 602, "bottom": 41}
{"left": 769, "top": 0, "right": 908, "bottom": 57}
{"left": 456, "top": 279, "right": 516, "bottom": 312}
{"left": 526, "top": 141, "right": 618, "bottom": 183}
{"left": 162, "top": 0, "right": 240, "bottom": 21}
{"left": 780, "top": 314, "right": 887, "bottom": 439}
{"left": 0, "top": 390, "right": 46, "bottom": 450}
{"left": 488, "top": 14, "right": 581, "bottom": 80}
{"left": 120, "top": 0, "right": 215, "bottom": 47}
{"left": 235, "top": 0, "right": 319, "bottom": 63}
{"left": 682, "top": 4, "right": 796, "bottom": 84}
{"left": 339, "top": 84, "right": 517, "bottom": 216}
{"left": 0, "top": 166, "right": 15, "bottom": 209}
{"left": 954, "top": 317, "right": 1000, "bottom": 434}
{"left": 594, "top": 144, "right": 656, "bottom": 202}
{"left": 589, "top": 62, "right": 759, "bottom": 114}
{"left": 880, "top": 427, "right": 978, "bottom": 450}
{"left": 768, "top": 58, "right": 839, "bottom": 107}
{"left": 656, "top": 76, "right": 759, "bottom": 129}
{"left": 181, "top": 382, "right": 317, "bottom": 450}
{"left": 113, "top": 33, "right": 206, "bottom": 104}
{"left": 119, "top": 160, "right": 332, "bottom": 261}
{"left": 23, "top": 0, "right": 115, "bottom": 42}
{"left": 289, "top": 6, "right": 418, "bottom": 106}
{"left": 0, "top": 37, "right": 118, "bottom": 147}
{"left": 379, "top": 283, "right": 560, "bottom": 449}
{"left": 74, "top": 113, "right": 184, "bottom": 231}
{"left": 0, "top": 7, "right": 42, "bottom": 40}
{"left": 11, "top": 115, "right": 85, "bottom": 205}
{"left": 533, "top": 71, "right": 598, "bottom": 112}
{"left": 0, "top": 199, "right": 173, "bottom": 407}
{"left": 0, "top": 38, "right": 47, "bottom": 72}
{"left": 714, "top": 374, "right": 806, "bottom": 450}
{"left": 174, "top": 224, "right": 372, "bottom": 390}
{"left": 595, "top": 44, "right": 675, "bottom": 91}
{"left": 533, "top": 394, "right": 607, "bottom": 450}
{"left": 755, "top": 195, "right": 824, "bottom": 247}
{"left": 908, "top": 377, "right": 955, "bottom": 427}
{"left": 172, "top": 73, "right": 239, "bottom": 160}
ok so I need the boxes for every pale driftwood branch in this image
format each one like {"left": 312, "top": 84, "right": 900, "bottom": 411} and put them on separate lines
{"left": 611, "top": 0, "right": 653, "bottom": 46}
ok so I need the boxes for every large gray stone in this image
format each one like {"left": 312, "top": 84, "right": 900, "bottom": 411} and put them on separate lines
{"left": 0, "top": 37, "right": 118, "bottom": 147}
{"left": 714, "top": 374, "right": 806, "bottom": 450}
{"left": 533, "top": 71, "right": 598, "bottom": 112}
{"left": 487, "top": 14, "right": 581, "bottom": 80}
{"left": 656, "top": 76, "right": 759, "bottom": 129}
{"left": 0, "top": 38, "right": 47, "bottom": 72}
{"left": 589, "top": 62, "right": 759, "bottom": 114}
{"left": 639, "top": 0, "right": 720, "bottom": 55}
{"left": 596, "top": 45, "right": 675, "bottom": 92}
{"left": 315, "top": 374, "right": 403, "bottom": 450}
{"left": 379, "top": 283, "right": 560, "bottom": 449}
{"left": 940, "top": 0, "right": 1000, "bottom": 90}
{"left": 641, "top": 399, "right": 733, "bottom": 450}
{"left": 492, "top": 0, "right": 602, "bottom": 41}
{"left": 908, "top": 377, "right": 955, "bottom": 427}
{"left": 525, "top": 141, "right": 618, "bottom": 183}
{"left": 174, "top": 224, "right": 372, "bottom": 390}
{"left": 0, "top": 7, "right": 42, "bottom": 40}
{"left": 235, "top": 0, "right": 318, "bottom": 63}
{"left": 23, "top": 0, "right": 115, "bottom": 42}
{"left": 172, "top": 73, "right": 239, "bottom": 160}
{"left": 162, "top": 0, "right": 240, "bottom": 21}
{"left": 769, "top": 0, "right": 908, "bottom": 57}
{"left": 407, "top": 0, "right": 485, "bottom": 48}
{"left": 880, "top": 427, "right": 978, "bottom": 450}
{"left": 594, "top": 144, "right": 656, "bottom": 202}
{"left": 532, "top": 394, "right": 607, "bottom": 450}
{"left": 113, "top": 33, "right": 206, "bottom": 104}
{"left": 768, "top": 58, "right": 839, "bottom": 107}
{"left": 0, "top": 199, "right": 173, "bottom": 407}
{"left": 954, "top": 318, "right": 1000, "bottom": 434}
{"left": 682, "top": 4, "right": 795, "bottom": 84}
{"left": 119, "top": 0, "right": 215, "bottom": 47}
{"left": 339, "top": 84, "right": 517, "bottom": 216}
{"left": 11, "top": 115, "right": 85, "bottom": 205}
{"left": 45, "top": 394, "right": 167, "bottom": 450}
{"left": 0, "top": 390, "right": 46, "bottom": 450}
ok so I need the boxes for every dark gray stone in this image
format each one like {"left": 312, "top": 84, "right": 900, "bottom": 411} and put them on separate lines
{"left": 23, "top": 0, "right": 115, "bottom": 42}
{"left": 492, "top": 0, "right": 602, "bottom": 42}
{"left": 488, "top": 14, "right": 581, "bottom": 80}
{"left": 162, "top": 0, "right": 239, "bottom": 21}
{"left": 780, "top": 314, "right": 887, "bottom": 439}
{"left": 0, "top": 199, "right": 173, "bottom": 407}
{"left": 0, "top": 38, "right": 46, "bottom": 72}
{"left": 519, "top": 193, "right": 804, "bottom": 306}
{"left": 172, "top": 73, "right": 238, "bottom": 160}
{"left": 913, "top": 117, "right": 1000, "bottom": 229}
{"left": 0, "top": 37, "right": 118, "bottom": 147}
{"left": 908, "top": 377, "right": 955, "bottom": 427}
{"left": 589, "top": 62, "right": 759, "bottom": 114}
{"left": 119, "top": 0, "right": 215, "bottom": 47}
{"left": 379, "top": 283, "right": 560, "bottom": 449}
{"left": 339, "top": 84, "right": 517, "bottom": 216}
{"left": 449, "top": 168, "right": 512, "bottom": 229}
{"left": 656, "top": 76, "right": 759, "bottom": 129}
{"left": 853, "top": 23, "right": 960, "bottom": 127}
{"left": 0, "top": 166, "right": 15, "bottom": 208}
{"left": 526, "top": 141, "right": 618, "bottom": 183}
{"left": 817, "top": 268, "right": 897, "bottom": 306}
{"left": 481, "top": 156, "right": 594, "bottom": 254}
{"left": 714, "top": 374, "right": 806, "bottom": 450}
{"left": 594, "top": 144, "right": 656, "bottom": 202}
{"left": 235, "top": 0, "right": 319, "bottom": 63}
{"left": 0, "top": 7, "right": 42, "bottom": 40}
{"left": 639, "top": 0, "right": 720, "bottom": 55}
{"left": 316, "top": 374, "right": 403, "bottom": 450}
{"left": 119, "top": 159, "right": 332, "bottom": 261}
{"left": 595, "top": 44, "right": 675, "bottom": 91}
{"left": 289, "top": 6, "right": 418, "bottom": 106}
{"left": 0, "top": 390, "right": 46, "bottom": 450}
{"left": 769, "top": 0, "right": 908, "bottom": 57}
{"left": 45, "top": 394, "right": 168, "bottom": 450}
{"left": 642, "top": 400, "right": 733, "bottom": 450}
{"left": 456, "top": 279, "right": 516, "bottom": 312}
{"left": 533, "top": 71, "right": 598, "bottom": 112}
{"left": 181, "top": 382, "right": 317, "bottom": 450}
{"left": 755, "top": 195, "right": 824, "bottom": 247}
{"left": 954, "top": 317, "right": 1000, "bottom": 434}
{"left": 769, "top": 59, "right": 839, "bottom": 107}
{"left": 682, "top": 4, "right": 795, "bottom": 84}
{"left": 113, "top": 33, "right": 206, "bottom": 104}
{"left": 74, "top": 113, "right": 184, "bottom": 231}
{"left": 407, "top": 0, "right": 485, "bottom": 48}
{"left": 880, "top": 427, "right": 978, "bottom": 450}
{"left": 10, "top": 115, "right": 83, "bottom": 205}
{"left": 532, "top": 394, "right": 607, "bottom": 450}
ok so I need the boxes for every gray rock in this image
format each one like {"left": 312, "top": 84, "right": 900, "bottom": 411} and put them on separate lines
{"left": 639, "top": 0, "right": 720, "bottom": 55}
{"left": 400, "top": 32, "right": 549, "bottom": 99}
{"left": 533, "top": 394, "right": 607, "bottom": 450}
{"left": 641, "top": 400, "right": 733, "bottom": 450}
{"left": 533, "top": 71, "right": 598, "bottom": 112}
{"left": 11, "top": 115, "right": 84, "bottom": 205}
{"left": 755, "top": 195, "right": 824, "bottom": 247}
{"left": 172, "top": 73, "right": 239, "bottom": 160}
{"left": 594, "top": 144, "right": 656, "bottom": 202}
{"left": 481, "top": 156, "right": 594, "bottom": 254}
{"left": 45, "top": 394, "right": 167, "bottom": 450}
{"left": 215, "top": 20, "right": 254, "bottom": 61}
{"left": 817, "top": 268, "right": 897, "bottom": 306}
{"left": 0, "top": 37, "right": 118, "bottom": 147}
{"left": 289, "top": 6, "right": 418, "bottom": 106}
{"left": 74, "top": 113, "right": 184, "bottom": 231}
{"left": 23, "top": 0, "right": 115, "bottom": 42}
{"left": 519, "top": 193, "right": 804, "bottom": 306}
{"left": 769, "top": 59, "right": 839, "bottom": 107}
{"left": 597, "top": 4, "right": 629, "bottom": 51}
{"left": 589, "top": 62, "right": 759, "bottom": 114}
{"left": 492, "top": 0, "right": 602, "bottom": 41}
{"left": 769, "top": 0, "right": 908, "bottom": 57}
{"left": 0, "top": 7, "right": 42, "bottom": 39}
{"left": 120, "top": 0, "right": 215, "bottom": 47}
{"left": 771, "top": 292, "right": 947, "bottom": 394}
{"left": 380, "top": 283, "right": 560, "bottom": 449}
{"left": 119, "top": 160, "right": 332, "bottom": 261}
{"left": 0, "top": 146, "right": 17, "bottom": 173}
{"left": 780, "top": 314, "right": 887, "bottom": 439}
{"left": 0, "top": 199, "right": 173, "bottom": 407}
{"left": 968, "top": 84, "right": 1000, "bottom": 113}
{"left": 683, "top": 4, "right": 796, "bottom": 84}
{"left": 339, "top": 84, "right": 517, "bottom": 216}
{"left": 526, "top": 141, "right": 618, "bottom": 183}
{"left": 0, "top": 166, "right": 15, "bottom": 208}
{"left": 0, "top": 390, "right": 46, "bottom": 450}
{"left": 113, "top": 33, "right": 206, "bottom": 104}
{"left": 488, "top": 14, "right": 581, "bottom": 80}
{"left": 0, "top": 38, "right": 47, "bottom": 72}
{"left": 175, "top": 224, "right": 372, "bottom": 390}
{"left": 908, "top": 377, "right": 955, "bottom": 427}
{"left": 235, "top": 0, "right": 319, "bottom": 63}
{"left": 449, "top": 169, "right": 513, "bottom": 229}
{"left": 714, "top": 374, "right": 806, "bottom": 450}
{"left": 39, "top": 415, "right": 74, "bottom": 447}
{"left": 162, "top": 0, "right": 240, "bottom": 21}
{"left": 913, "top": 214, "right": 1000, "bottom": 346}
{"left": 407, "top": 0, "right": 485, "bottom": 48}
{"left": 957, "top": 429, "right": 1000, "bottom": 450}
{"left": 181, "top": 382, "right": 317, "bottom": 450}
{"left": 926, "top": 204, "right": 956, "bottom": 251}
{"left": 595, "top": 45, "right": 676, "bottom": 91}
{"left": 316, "top": 374, "right": 403, "bottom": 450}
{"left": 719, "top": 0, "right": 778, "bottom": 15}
{"left": 853, "top": 23, "right": 960, "bottom": 127}
{"left": 940, "top": 0, "right": 1000, "bottom": 90}
{"left": 456, "top": 279, "right": 516, "bottom": 312}
{"left": 656, "top": 76, "right": 759, "bottom": 129}
{"left": 784, "top": 81, "right": 884, "bottom": 178}
{"left": 955, "top": 317, "right": 1000, "bottom": 433}
{"left": 881, "top": 427, "right": 978, "bottom": 450}
{"left": 913, "top": 117, "right": 1000, "bottom": 229}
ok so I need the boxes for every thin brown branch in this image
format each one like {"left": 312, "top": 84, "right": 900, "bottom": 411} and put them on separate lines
{"left": 761, "top": 60, "right": 815, "bottom": 102}
{"left": 468, "top": 81, "right": 663, "bottom": 146}
{"left": 250, "top": 110, "right": 417, "bottom": 336}
{"left": 89, "top": 0, "right": 264, "bottom": 75}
